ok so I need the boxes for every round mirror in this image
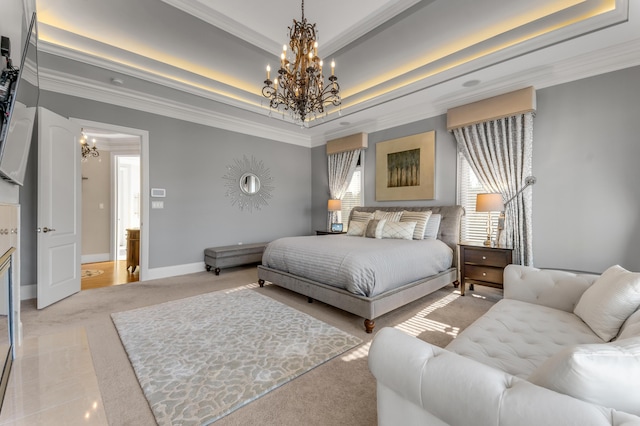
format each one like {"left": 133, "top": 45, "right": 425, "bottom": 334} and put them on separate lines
{"left": 239, "top": 173, "right": 261, "bottom": 195}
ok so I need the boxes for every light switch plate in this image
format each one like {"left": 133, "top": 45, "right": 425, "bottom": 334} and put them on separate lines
{"left": 152, "top": 201, "right": 164, "bottom": 209}
{"left": 151, "top": 188, "right": 166, "bottom": 197}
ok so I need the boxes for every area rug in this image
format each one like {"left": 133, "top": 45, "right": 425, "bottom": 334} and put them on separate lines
{"left": 111, "top": 287, "right": 362, "bottom": 425}
{"left": 81, "top": 269, "right": 104, "bottom": 278}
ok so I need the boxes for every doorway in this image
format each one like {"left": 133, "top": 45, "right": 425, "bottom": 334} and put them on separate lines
{"left": 73, "top": 119, "right": 150, "bottom": 290}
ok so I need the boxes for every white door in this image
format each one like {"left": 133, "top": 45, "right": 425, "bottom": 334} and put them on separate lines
{"left": 37, "top": 107, "right": 81, "bottom": 309}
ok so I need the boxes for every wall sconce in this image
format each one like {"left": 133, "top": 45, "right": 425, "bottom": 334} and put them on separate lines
{"left": 476, "top": 193, "right": 504, "bottom": 246}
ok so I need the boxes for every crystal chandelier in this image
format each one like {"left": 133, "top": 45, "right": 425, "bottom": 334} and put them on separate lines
{"left": 261, "top": 0, "right": 340, "bottom": 123}
{"left": 79, "top": 129, "right": 99, "bottom": 160}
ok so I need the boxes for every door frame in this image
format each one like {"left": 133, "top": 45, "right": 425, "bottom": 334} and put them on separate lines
{"left": 70, "top": 118, "right": 150, "bottom": 281}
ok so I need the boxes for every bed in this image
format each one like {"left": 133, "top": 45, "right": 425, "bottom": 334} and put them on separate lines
{"left": 257, "top": 205, "right": 464, "bottom": 333}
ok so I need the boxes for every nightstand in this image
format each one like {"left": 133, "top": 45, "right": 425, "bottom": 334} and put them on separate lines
{"left": 316, "top": 230, "right": 346, "bottom": 235}
{"left": 459, "top": 242, "right": 512, "bottom": 296}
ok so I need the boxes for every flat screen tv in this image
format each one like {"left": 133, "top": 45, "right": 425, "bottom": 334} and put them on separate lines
{"left": 0, "top": 12, "right": 38, "bottom": 186}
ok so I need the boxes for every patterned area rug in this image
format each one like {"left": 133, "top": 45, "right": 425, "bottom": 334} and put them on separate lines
{"left": 111, "top": 286, "right": 362, "bottom": 425}
{"left": 81, "top": 269, "right": 104, "bottom": 278}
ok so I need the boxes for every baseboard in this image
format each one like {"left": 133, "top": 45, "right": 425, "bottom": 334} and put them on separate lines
{"left": 20, "top": 262, "right": 207, "bottom": 301}
{"left": 81, "top": 253, "right": 110, "bottom": 264}
{"left": 21, "top": 284, "right": 36, "bottom": 301}
{"left": 145, "top": 262, "right": 206, "bottom": 281}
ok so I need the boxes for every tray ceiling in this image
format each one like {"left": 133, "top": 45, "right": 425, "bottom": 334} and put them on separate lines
{"left": 35, "top": 0, "right": 639, "bottom": 144}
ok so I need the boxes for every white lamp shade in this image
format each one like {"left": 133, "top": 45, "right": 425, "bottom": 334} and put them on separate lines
{"left": 476, "top": 193, "right": 504, "bottom": 212}
{"left": 328, "top": 199, "right": 342, "bottom": 211}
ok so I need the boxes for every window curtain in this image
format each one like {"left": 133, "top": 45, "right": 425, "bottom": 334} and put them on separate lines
{"left": 453, "top": 112, "right": 534, "bottom": 265}
{"left": 328, "top": 149, "right": 361, "bottom": 202}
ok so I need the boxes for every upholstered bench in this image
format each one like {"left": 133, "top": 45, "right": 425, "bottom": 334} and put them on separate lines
{"left": 204, "top": 242, "right": 268, "bottom": 275}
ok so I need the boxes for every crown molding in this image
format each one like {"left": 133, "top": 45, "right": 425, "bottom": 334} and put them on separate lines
{"left": 160, "top": 0, "right": 280, "bottom": 54}
{"left": 319, "top": 0, "right": 422, "bottom": 56}
{"left": 39, "top": 68, "right": 311, "bottom": 147}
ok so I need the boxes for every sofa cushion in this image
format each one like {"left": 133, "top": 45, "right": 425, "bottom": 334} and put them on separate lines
{"left": 445, "top": 299, "right": 603, "bottom": 378}
{"left": 528, "top": 337, "right": 640, "bottom": 416}
{"left": 574, "top": 265, "right": 640, "bottom": 341}
{"left": 618, "top": 308, "right": 640, "bottom": 340}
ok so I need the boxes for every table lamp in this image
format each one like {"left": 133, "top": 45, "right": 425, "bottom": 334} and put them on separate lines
{"left": 476, "top": 193, "right": 504, "bottom": 246}
{"left": 328, "top": 199, "right": 342, "bottom": 231}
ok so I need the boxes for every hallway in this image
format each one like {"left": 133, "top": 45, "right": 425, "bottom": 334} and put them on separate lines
{"left": 81, "top": 260, "right": 138, "bottom": 290}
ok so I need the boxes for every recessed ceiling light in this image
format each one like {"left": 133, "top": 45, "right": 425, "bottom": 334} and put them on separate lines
{"left": 462, "top": 79, "right": 480, "bottom": 87}
{"left": 111, "top": 78, "right": 124, "bottom": 86}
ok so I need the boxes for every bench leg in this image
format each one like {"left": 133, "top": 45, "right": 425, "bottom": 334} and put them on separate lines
{"left": 258, "top": 279, "right": 265, "bottom": 287}
{"left": 206, "top": 265, "right": 211, "bottom": 272}
{"left": 214, "top": 268, "right": 221, "bottom": 275}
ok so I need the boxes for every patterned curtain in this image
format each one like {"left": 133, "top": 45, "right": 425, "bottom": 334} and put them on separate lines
{"left": 328, "top": 149, "right": 361, "bottom": 200}
{"left": 453, "top": 112, "right": 534, "bottom": 265}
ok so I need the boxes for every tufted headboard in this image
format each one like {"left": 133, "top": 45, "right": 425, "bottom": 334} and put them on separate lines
{"left": 349, "top": 205, "right": 465, "bottom": 267}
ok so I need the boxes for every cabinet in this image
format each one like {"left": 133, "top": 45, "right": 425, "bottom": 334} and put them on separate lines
{"left": 459, "top": 242, "right": 512, "bottom": 296}
{"left": 126, "top": 228, "right": 140, "bottom": 273}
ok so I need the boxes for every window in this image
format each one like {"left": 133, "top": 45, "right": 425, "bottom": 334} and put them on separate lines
{"left": 340, "top": 153, "right": 364, "bottom": 228}
{"left": 457, "top": 152, "right": 498, "bottom": 244}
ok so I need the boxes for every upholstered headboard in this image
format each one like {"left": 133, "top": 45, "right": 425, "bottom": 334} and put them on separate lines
{"left": 349, "top": 205, "right": 465, "bottom": 266}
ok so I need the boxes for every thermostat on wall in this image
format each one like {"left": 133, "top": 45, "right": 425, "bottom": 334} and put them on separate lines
{"left": 151, "top": 188, "right": 166, "bottom": 198}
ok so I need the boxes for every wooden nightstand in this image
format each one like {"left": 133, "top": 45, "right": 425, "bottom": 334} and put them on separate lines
{"left": 316, "top": 230, "right": 346, "bottom": 235}
{"left": 459, "top": 242, "right": 512, "bottom": 296}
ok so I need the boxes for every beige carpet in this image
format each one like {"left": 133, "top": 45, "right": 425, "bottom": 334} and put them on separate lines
{"left": 20, "top": 267, "right": 502, "bottom": 426}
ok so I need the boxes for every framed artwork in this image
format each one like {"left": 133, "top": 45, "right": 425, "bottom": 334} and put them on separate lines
{"left": 331, "top": 223, "right": 343, "bottom": 232}
{"left": 375, "top": 131, "right": 435, "bottom": 201}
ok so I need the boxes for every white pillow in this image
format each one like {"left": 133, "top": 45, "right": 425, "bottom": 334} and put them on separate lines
{"left": 423, "top": 213, "right": 441, "bottom": 239}
{"left": 400, "top": 210, "right": 432, "bottom": 240}
{"left": 365, "top": 219, "right": 386, "bottom": 239}
{"left": 373, "top": 210, "right": 402, "bottom": 222}
{"left": 381, "top": 221, "right": 416, "bottom": 240}
{"left": 528, "top": 337, "right": 640, "bottom": 415}
{"left": 574, "top": 265, "right": 640, "bottom": 341}
{"left": 618, "top": 308, "right": 640, "bottom": 340}
{"left": 346, "top": 220, "right": 367, "bottom": 237}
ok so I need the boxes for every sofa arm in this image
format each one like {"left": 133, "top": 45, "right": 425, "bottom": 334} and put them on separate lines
{"left": 503, "top": 265, "right": 599, "bottom": 313}
{"left": 369, "top": 328, "right": 636, "bottom": 426}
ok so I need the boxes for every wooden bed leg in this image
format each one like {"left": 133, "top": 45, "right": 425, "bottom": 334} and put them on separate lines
{"left": 364, "top": 319, "right": 375, "bottom": 334}
{"left": 307, "top": 297, "right": 314, "bottom": 303}
{"left": 258, "top": 279, "right": 265, "bottom": 287}
{"left": 452, "top": 280, "right": 460, "bottom": 288}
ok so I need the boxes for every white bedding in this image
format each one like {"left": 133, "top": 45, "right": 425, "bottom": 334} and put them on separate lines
{"left": 261, "top": 235, "right": 453, "bottom": 297}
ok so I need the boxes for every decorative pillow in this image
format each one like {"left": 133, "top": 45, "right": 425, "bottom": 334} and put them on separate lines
{"left": 346, "top": 220, "right": 368, "bottom": 237}
{"left": 400, "top": 210, "right": 432, "bottom": 240}
{"left": 618, "top": 308, "right": 640, "bottom": 340}
{"left": 365, "top": 219, "right": 386, "bottom": 239}
{"left": 381, "top": 221, "right": 416, "bottom": 240}
{"left": 574, "top": 265, "right": 640, "bottom": 341}
{"left": 373, "top": 210, "right": 402, "bottom": 222}
{"left": 351, "top": 211, "right": 374, "bottom": 223}
{"left": 423, "top": 213, "right": 441, "bottom": 239}
{"left": 528, "top": 337, "right": 640, "bottom": 416}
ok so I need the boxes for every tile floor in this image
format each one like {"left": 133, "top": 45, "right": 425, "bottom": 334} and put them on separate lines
{"left": 0, "top": 328, "right": 107, "bottom": 425}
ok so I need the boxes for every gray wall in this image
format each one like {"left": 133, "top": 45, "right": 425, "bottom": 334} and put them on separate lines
{"left": 311, "top": 114, "right": 458, "bottom": 231}
{"left": 23, "top": 92, "right": 312, "bottom": 279}
{"left": 533, "top": 66, "right": 640, "bottom": 273}
{"left": 312, "top": 66, "right": 640, "bottom": 273}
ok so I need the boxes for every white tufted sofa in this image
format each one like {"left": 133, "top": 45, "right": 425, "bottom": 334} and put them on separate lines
{"left": 368, "top": 265, "right": 640, "bottom": 426}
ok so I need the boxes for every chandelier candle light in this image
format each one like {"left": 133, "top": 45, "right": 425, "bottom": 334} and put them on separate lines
{"left": 262, "top": 0, "right": 341, "bottom": 123}
{"left": 79, "top": 129, "right": 99, "bottom": 160}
